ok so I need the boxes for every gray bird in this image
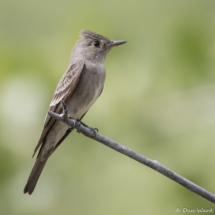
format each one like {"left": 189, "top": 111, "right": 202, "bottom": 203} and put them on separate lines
{"left": 24, "top": 30, "right": 126, "bottom": 194}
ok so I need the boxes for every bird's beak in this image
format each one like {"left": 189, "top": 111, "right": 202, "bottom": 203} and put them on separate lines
{"left": 107, "top": 40, "right": 127, "bottom": 48}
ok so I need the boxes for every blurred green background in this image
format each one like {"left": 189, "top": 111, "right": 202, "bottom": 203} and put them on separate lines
{"left": 1, "top": 0, "right": 215, "bottom": 214}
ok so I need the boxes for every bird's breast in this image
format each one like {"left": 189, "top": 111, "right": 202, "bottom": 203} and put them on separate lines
{"left": 67, "top": 62, "right": 106, "bottom": 119}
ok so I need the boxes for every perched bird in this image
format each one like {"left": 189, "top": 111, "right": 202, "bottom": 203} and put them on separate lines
{"left": 24, "top": 30, "right": 126, "bottom": 194}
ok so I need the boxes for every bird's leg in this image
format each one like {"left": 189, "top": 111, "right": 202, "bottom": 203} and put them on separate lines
{"left": 60, "top": 101, "right": 78, "bottom": 130}
{"left": 76, "top": 119, "right": 98, "bottom": 137}
{"left": 60, "top": 101, "right": 98, "bottom": 136}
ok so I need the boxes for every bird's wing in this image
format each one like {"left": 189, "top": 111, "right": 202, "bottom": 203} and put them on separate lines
{"left": 33, "top": 59, "right": 85, "bottom": 156}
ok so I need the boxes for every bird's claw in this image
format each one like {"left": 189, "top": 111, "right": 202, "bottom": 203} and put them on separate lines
{"left": 68, "top": 117, "right": 79, "bottom": 131}
{"left": 76, "top": 120, "right": 98, "bottom": 137}
{"left": 90, "top": 127, "right": 98, "bottom": 137}
{"left": 94, "top": 128, "right": 99, "bottom": 133}
{"left": 75, "top": 120, "right": 82, "bottom": 133}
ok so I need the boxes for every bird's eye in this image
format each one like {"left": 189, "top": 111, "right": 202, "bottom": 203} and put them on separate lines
{"left": 93, "top": 41, "right": 100, "bottom": 47}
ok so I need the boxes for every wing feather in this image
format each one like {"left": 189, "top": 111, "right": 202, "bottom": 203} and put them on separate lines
{"left": 33, "top": 59, "right": 84, "bottom": 156}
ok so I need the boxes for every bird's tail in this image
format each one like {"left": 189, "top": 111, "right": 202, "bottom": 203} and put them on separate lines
{"left": 24, "top": 158, "right": 48, "bottom": 195}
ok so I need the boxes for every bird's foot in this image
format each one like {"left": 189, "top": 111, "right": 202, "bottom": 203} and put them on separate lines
{"left": 60, "top": 101, "right": 79, "bottom": 131}
{"left": 76, "top": 120, "right": 98, "bottom": 137}
{"left": 67, "top": 117, "right": 80, "bottom": 131}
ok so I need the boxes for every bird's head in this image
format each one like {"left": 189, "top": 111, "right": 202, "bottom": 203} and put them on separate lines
{"left": 72, "top": 30, "right": 126, "bottom": 63}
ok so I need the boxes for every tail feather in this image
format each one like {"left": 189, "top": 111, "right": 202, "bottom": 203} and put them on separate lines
{"left": 24, "top": 158, "right": 47, "bottom": 195}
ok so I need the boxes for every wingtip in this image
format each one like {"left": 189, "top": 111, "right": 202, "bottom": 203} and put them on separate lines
{"left": 32, "top": 153, "right": 35, "bottom": 158}
{"left": 32, "top": 149, "right": 37, "bottom": 158}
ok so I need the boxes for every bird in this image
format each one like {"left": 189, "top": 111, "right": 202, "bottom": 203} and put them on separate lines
{"left": 24, "top": 30, "right": 126, "bottom": 194}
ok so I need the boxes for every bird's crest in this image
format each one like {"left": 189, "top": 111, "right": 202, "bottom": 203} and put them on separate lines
{"left": 80, "top": 30, "right": 111, "bottom": 42}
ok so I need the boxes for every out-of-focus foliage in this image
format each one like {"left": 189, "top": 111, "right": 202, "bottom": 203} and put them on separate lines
{"left": 1, "top": 0, "right": 215, "bottom": 214}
